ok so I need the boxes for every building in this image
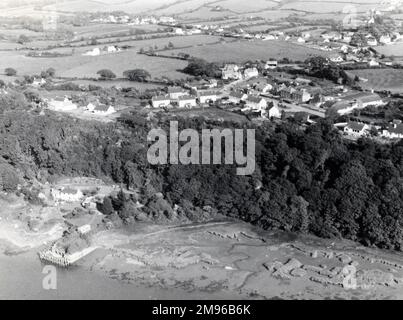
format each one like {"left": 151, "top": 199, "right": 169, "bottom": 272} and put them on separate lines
{"left": 51, "top": 187, "right": 84, "bottom": 202}
{"left": 222, "top": 64, "right": 242, "bottom": 80}
{"left": 329, "top": 54, "right": 344, "bottom": 63}
{"left": 280, "top": 87, "right": 311, "bottom": 103}
{"left": 382, "top": 120, "right": 403, "bottom": 139}
{"left": 254, "top": 83, "right": 273, "bottom": 94}
{"left": 198, "top": 91, "right": 218, "bottom": 104}
{"left": 368, "top": 59, "right": 380, "bottom": 67}
{"left": 228, "top": 92, "right": 247, "bottom": 104}
{"left": 349, "top": 92, "right": 384, "bottom": 108}
{"left": 178, "top": 95, "right": 197, "bottom": 108}
{"left": 243, "top": 67, "right": 259, "bottom": 79}
{"left": 344, "top": 122, "right": 369, "bottom": 137}
{"left": 83, "top": 48, "right": 101, "bottom": 56}
{"left": 367, "top": 36, "right": 378, "bottom": 46}
{"left": 265, "top": 60, "right": 278, "bottom": 69}
{"left": 245, "top": 95, "right": 267, "bottom": 111}
{"left": 47, "top": 97, "right": 78, "bottom": 111}
{"left": 379, "top": 35, "right": 392, "bottom": 45}
{"left": 168, "top": 87, "right": 188, "bottom": 100}
{"left": 266, "top": 104, "right": 281, "bottom": 119}
{"left": 77, "top": 224, "right": 91, "bottom": 235}
{"left": 151, "top": 95, "right": 171, "bottom": 108}
{"left": 92, "top": 105, "right": 115, "bottom": 115}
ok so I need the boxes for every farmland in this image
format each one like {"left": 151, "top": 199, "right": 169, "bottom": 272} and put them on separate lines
{"left": 375, "top": 43, "right": 403, "bottom": 58}
{"left": 167, "top": 39, "right": 332, "bottom": 63}
{"left": 347, "top": 68, "right": 403, "bottom": 93}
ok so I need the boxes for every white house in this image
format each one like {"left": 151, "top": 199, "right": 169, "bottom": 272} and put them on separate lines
{"left": 51, "top": 187, "right": 84, "bottom": 202}
{"left": 152, "top": 95, "right": 171, "bottom": 108}
{"left": 48, "top": 97, "right": 78, "bottom": 111}
{"left": 83, "top": 48, "right": 101, "bottom": 56}
{"left": 198, "top": 91, "right": 218, "bottom": 104}
{"left": 175, "top": 28, "right": 185, "bottom": 35}
{"left": 92, "top": 105, "right": 116, "bottom": 115}
{"left": 243, "top": 67, "right": 259, "bottom": 79}
{"left": 245, "top": 95, "right": 267, "bottom": 111}
{"left": 368, "top": 59, "right": 380, "bottom": 67}
{"left": 382, "top": 120, "right": 403, "bottom": 139}
{"left": 297, "top": 37, "right": 305, "bottom": 43}
{"left": 367, "top": 36, "right": 378, "bottom": 46}
{"left": 228, "top": 92, "right": 247, "bottom": 104}
{"left": 178, "top": 95, "right": 197, "bottom": 108}
{"left": 266, "top": 104, "right": 281, "bottom": 119}
{"left": 222, "top": 64, "right": 242, "bottom": 80}
{"left": 329, "top": 54, "right": 344, "bottom": 63}
{"left": 344, "top": 122, "right": 369, "bottom": 137}
{"left": 379, "top": 35, "right": 392, "bottom": 45}
{"left": 265, "top": 60, "right": 278, "bottom": 69}
{"left": 32, "top": 78, "right": 46, "bottom": 87}
{"left": 77, "top": 224, "right": 91, "bottom": 235}
{"left": 254, "top": 83, "right": 273, "bottom": 94}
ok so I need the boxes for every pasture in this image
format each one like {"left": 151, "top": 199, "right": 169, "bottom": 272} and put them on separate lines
{"left": 348, "top": 69, "right": 403, "bottom": 93}
{"left": 167, "top": 39, "right": 332, "bottom": 63}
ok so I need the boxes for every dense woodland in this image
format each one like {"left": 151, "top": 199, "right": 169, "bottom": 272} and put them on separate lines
{"left": 0, "top": 91, "right": 402, "bottom": 250}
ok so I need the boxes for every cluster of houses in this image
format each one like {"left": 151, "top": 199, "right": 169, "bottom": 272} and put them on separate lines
{"left": 151, "top": 87, "right": 220, "bottom": 109}
{"left": 328, "top": 92, "right": 385, "bottom": 116}
{"left": 46, "top": 96, "right": 116, "bottom": 115}
{"left": 91, "top": 14, "right": 176, "bottom": 26}
{"left": 83, "top": 45, "right": 121, "bottom": 56}
{"left": 221, "top": 62, "right": 277, "bottom": 80}
{"left": 343, "top": 119, "right": 403, "bottom": 140}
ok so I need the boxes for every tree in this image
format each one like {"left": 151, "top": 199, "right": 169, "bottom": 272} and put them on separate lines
{"left": 97, "top": 69, "right": 116, "bottom": 80}
{"left": 46, "top": 68, "right": 56, "bottom": 78}
{"left": 123, "top": 69, "right": 151, "bottom": 82}
{"left": 183, "top": 58, "right": 221, "bottom": 78}
{"left": 4, "top": 68, "right": 17, "bottom": 76}
{"left": 17, "top": 34, "right": 30, "bottom": 44}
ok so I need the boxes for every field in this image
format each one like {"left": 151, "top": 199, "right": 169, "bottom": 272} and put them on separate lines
{"left": 375, "top": 43, "right": 403, "bottom": 58}
{"left": 348, "top": 68, "right": 403, "bottom": 93}
{"left": 0, "top": 35, "right": 229, "bottom": 81}
{"left": 167, "top": 39, "right": 332, "bottom": 63}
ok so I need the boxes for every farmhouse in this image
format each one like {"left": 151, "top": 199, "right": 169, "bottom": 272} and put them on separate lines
{"left": 198, "top": 91, "right": 218, "bottom": 104}
{"left": 168, "top": 87, "right": 188, "bottom": 100}
{"left": 92, "top": 105, "right": 115, "bottom": 115}
{"left": 243, "top": 67, "right": 259, "bottom": 79}
{"left": 379, "top": 35, "right": 392, "bottom": 45}
{"left": 83, "top": 48, "right": 101, "bottom": 56}
{"left": 382, "top": 120, "right": 403, "bottom": 139}
{"left": 228, "top": 92, "right": 247, "bottom": 104}
{"left": 344, "top": 122, "right": 369, "bottom": 137}
{"left": 265, "top": 105, "right": 281, "bottom": 119}
{"left": 265, "top": 60, "right": 278, "bottom": 69}
{"left": 245, "top": 95, "right": 267, "bottom": 111}
{"left": 152, "top": 95, "right": 171, "bottom": 108}
{"left": 279, "top": 87, "right": 311, "bottom": 103}
{"left": 51, "top": 187, "right": 84, "bottom": 202}
{"left": 329, "top": 54, "right": 344, "bottom": 63}
{"left": 366, "top": 36, "right": 378, "bottom": 46}
{"left": 255, "top": 83, "right": 273, "bottom": 94}
{"left": 178, "top": 95, "right": 197, "bottom": 108}
{"left": 222, "top": 64, "right": 242, "bottom": 80}
{"left": 47, "top": 97, "right": 78, "bottom": 111}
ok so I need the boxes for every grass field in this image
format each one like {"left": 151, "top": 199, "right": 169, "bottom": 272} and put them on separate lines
{"left": 375, "top": 43, "right": 403, "bottom": 58}
{"left": 348, "top": 69, "right": 403, "bottom": 93}
{"left": 167, "top": 39, "right": 331, "bottom": 63}
{"left": 0, "top": 48, "right": 189, "bottom": 80}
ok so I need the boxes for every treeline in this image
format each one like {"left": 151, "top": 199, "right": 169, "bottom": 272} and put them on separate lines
{"left": 0, "top": 95, "right": 402, "bottom": 250}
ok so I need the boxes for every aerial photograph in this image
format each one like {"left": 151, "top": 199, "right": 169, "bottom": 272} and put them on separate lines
{"left": 0, "top": 0, "right": 403, "bottom": 304}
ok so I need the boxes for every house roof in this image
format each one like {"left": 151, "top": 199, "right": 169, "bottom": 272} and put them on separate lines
{"left": 387, "top": 123, "right": 403, "bottom": 135}
{"left": 168, "top": 86, "right": 185, "bottom": 93}
{"left": 199, "top": 91, "right": 218, "bottom": 97}
{"left": 346, "top": 122, "right": 366, "bottom": 131}
{"left": 94, "top": 104, "right": 111, "bottom": 112}
{"left": 230, "top": 92, "right": 246, "bottom": 98}
{"left": 178, "top": 95, "right": 197, "bottom": 101}
{"left": 246, "top": 95, "right": 264, "bottom": 103}
{"left": 152, "top": 95, "right": 170, "bottom": 101}
{"left": 61, "top": 187, "right": 80, "bottom": 195}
